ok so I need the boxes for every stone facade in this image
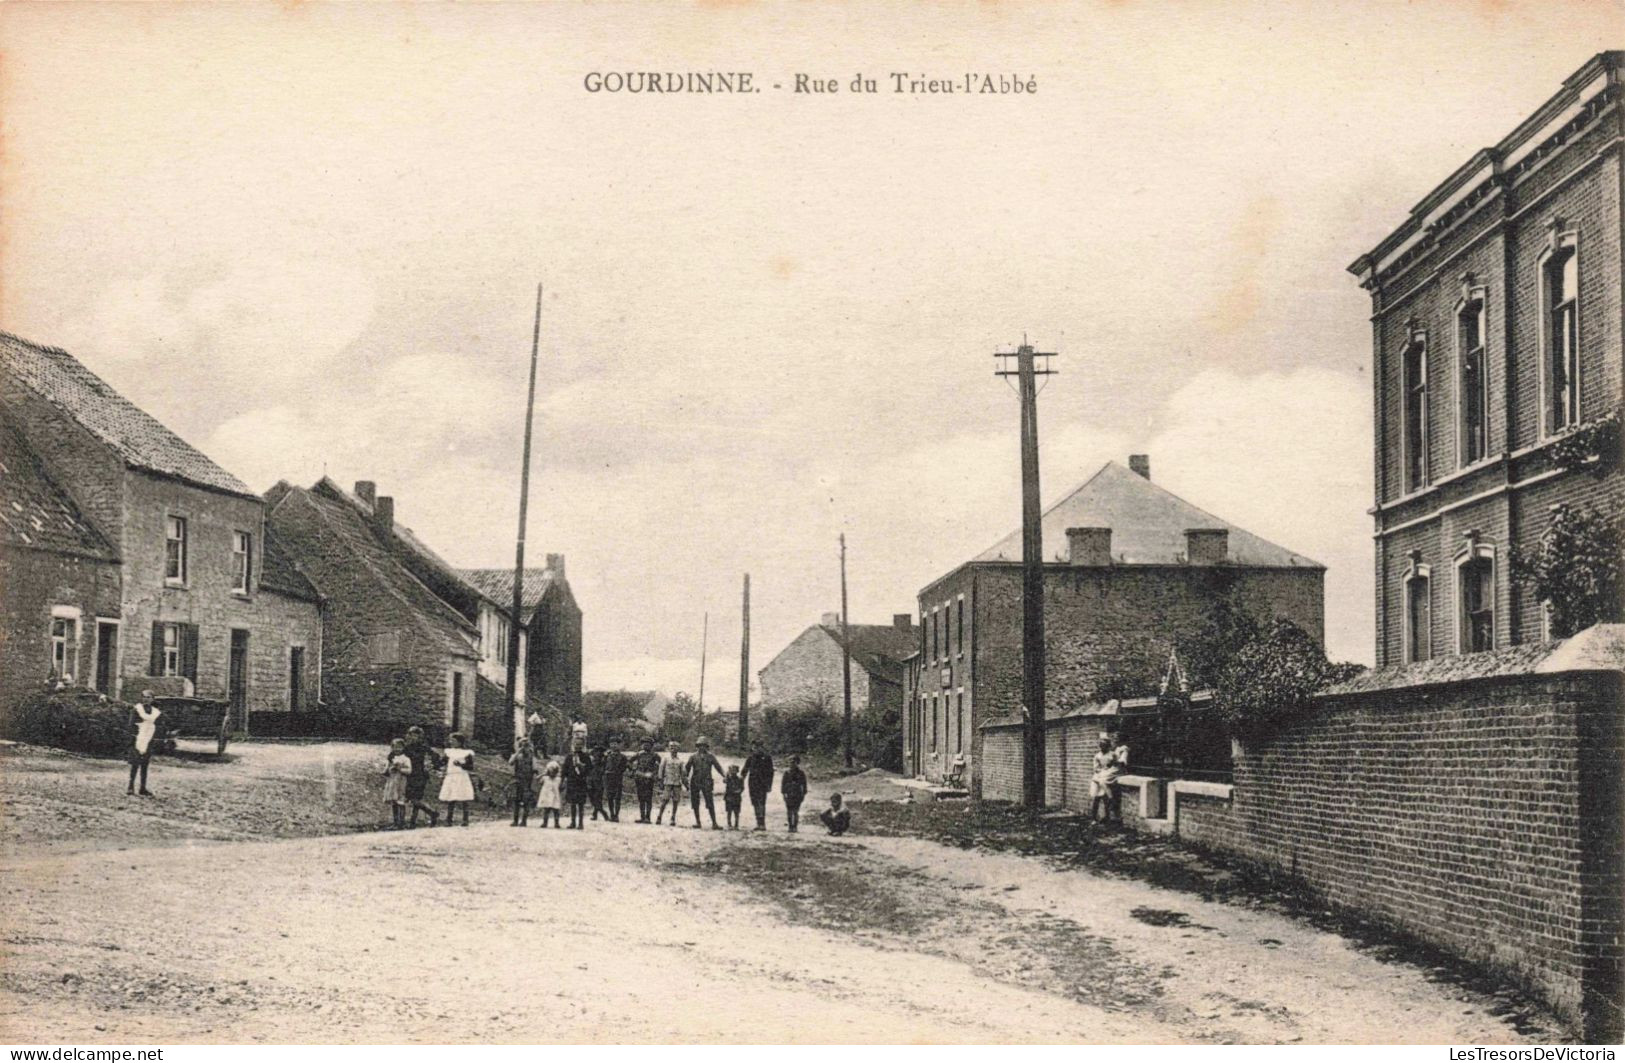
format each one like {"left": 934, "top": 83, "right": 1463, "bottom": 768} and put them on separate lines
{"left": 0, "top": 335, "right": 322, "bottom": 723}
{"left": 758, "top": 613, "right": 915, "bottom": 720}
{"left": 1351, "top": 51, "right": 1625, "bottom": 668}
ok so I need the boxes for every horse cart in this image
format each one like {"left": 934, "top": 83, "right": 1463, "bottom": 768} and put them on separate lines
{"left": 150, "top": 695, "right": 234, "bottom": 756}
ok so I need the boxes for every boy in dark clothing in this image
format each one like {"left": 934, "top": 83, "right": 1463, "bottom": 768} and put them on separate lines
{"left": 631, "top": 738, "right": 660, "bottom": 822}
{"left": 562, "top": 739, "right": 593, "bottom": 829}
{"left": 819, "top": 792, "right": 851, "bottom": 836}
{"left": 780, "top": 755, "right": 808, "bottom": 833}
{"left": 741, "top": 743, "right": 775, "bottom": 831}
{"left": 722, "top": 765, "right": 745, "bottom": 830}
{"left": 602, "top": 738, "right": 630, "bottom": 822}
{"left": 587, "top": 745, "right": 609, "bottom": 821}
{"left": 403, "top": 726, "right": 445, "bottom": 828}
{"left": 508, "top": 737, "right": 537, "bottom": 826}
{"left": 684, "top": 738, "right": 725, "bottom": 830}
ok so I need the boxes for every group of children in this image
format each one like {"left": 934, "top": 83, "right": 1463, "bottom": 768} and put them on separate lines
{"left": 381, "top": 728, "right": 853, "bottom": 836}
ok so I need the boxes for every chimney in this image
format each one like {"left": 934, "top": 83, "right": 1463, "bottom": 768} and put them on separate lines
{"left": 893, "top": 613, "right": 913, "bottom": 631}
{"left": 354, "top": 481, "right": 376, "bottom": 508}
{"left": 373, "top": 496, "right": 394, "bottom": 535}
{"left": 1128, "top": 454, "right": 1151, "bottom": 480}
{"left": 821, "top": 611, "right": 840, "bottom": 627}
{"left": 545, "top": 553, "right": 565, "bottom": 578}
{"left": 1067, "top": 527, "right": 1113, "bottom": 566}
{"left": 1186, "top": 528, "right": 1229, "bottom": 565}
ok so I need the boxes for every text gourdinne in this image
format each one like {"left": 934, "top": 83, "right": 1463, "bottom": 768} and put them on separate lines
{"left": 583, "top": 71, "right": 1037, "bottom": 95}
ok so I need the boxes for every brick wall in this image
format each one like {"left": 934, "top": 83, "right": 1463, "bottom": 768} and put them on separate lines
{"left": 979, "top": 722, "right": 1023, "bottom": 802}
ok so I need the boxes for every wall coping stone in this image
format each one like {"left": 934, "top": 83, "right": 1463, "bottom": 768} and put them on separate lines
{"left": 1321, "top": 624, "right": 1624, "bottom": 697}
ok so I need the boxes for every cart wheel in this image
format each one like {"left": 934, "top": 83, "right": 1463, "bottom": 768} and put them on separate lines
{"left": 217, "top": 719, "right": 231, "bottom": 756}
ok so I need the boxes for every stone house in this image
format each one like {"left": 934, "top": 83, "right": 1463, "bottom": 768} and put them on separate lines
{"left": 0, "top": 332, "right": 323, "bottom": 725}
{"left": 758, "top": 612, "right": 918, "bottom": 717}
{"left": 461, "top": 560, "right": 583, "bottom": 746}
{"left": 264, "top": 478, "right": 484, "bottom": 740}
{"left": 1349, "top": 50, "right": 1624, "bottom": 668}
{"left": 909, "top": 456, "right": 1324, "bottom": 793}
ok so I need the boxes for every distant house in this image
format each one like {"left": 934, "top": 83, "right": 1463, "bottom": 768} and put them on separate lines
{"left": 459, "top": 558, "right": 582, "bottom": 735}
{"left": 758, "top": 612, "right": 918, "bottom": 718}
{"left": 0, "top": 332, "right": 322, "bottom": 726}
{"left": 907, "top": 455, "right": 1325, "bottom": 793}
{"left": 265, "top": 478, "right": 486, "bottom": 741}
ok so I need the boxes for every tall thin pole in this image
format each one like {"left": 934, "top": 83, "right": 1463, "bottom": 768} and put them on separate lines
{"left": 840, "top": 533, "right": 854, "bottom": 769}
{"left": 738, "top": 574, "right": 751, "bottom": 746}
{"left": 507, "top": 284, "right": 542, "bottom": 748}
{"left": 697, "top": 612, "right": 709, "bottom": 713}
{"left": 995, "top": 342, "right": 1055, "bottom": 812}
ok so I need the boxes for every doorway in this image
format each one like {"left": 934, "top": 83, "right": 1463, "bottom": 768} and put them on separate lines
{"left": 229, "top": 629, "right": 250, "bottom": 730}
{"left": 94, "top": 621, "right": 119, "bottom": 696}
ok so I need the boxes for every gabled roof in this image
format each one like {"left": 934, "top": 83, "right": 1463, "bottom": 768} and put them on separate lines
{"left": 259, "top": 529, "right": 319, "bottom": 601}
{"left": 459, "top": 567, "right": 563, "bottom": 622}
{"left": 817, "top": 622, "right": 919, "bottom": 683}
{"left": 0, "top": 417, "right": 117, "bottom": 560}
{"left": 971, "top": 461, "right": 1321, "bottom": 569}
{"left": 311, "top": 478, "right": 485, "bottom": 620}
{"left": 0, "top": 332, "right": 254, "bottom": 498}
{"left": 266, "top": 481, "right": 477, "bottom": 656}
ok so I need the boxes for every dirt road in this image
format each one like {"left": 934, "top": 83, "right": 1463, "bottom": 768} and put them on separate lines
{"left": 0, "top": 741, "right": 1557, "bottom": 1043}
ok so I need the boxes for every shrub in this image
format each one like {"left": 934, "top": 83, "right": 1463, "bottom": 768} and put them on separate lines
{"left": 1511, "top": 501, "right": 1624, "bottom": 639}
{"left": 1549, "top": 408, "right": 1621, "bottom": 479}
{"left": 1214, "top": 619, "right": 1363, "bottom": 742}
{"left": 4, "top": 686, "right": 136, "bottom": 757}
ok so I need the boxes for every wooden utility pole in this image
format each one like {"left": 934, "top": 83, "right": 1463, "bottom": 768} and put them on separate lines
{"left": 697, "top": 611, "right": 708, "bottom": 714}
{"left": 506, "top": 283, "right": 542, "bottom": 748}
{"left": 839, "top": 533, "right": 854, "bottom": 769}
{"left": 995, "top": 341, "right": 1056, "bottom": 812}
{"left": 738, "top": 574, "right": 751, "bottom": 746}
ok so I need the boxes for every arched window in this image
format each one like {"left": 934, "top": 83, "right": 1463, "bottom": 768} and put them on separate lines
{"left": 1402, "top": 329, "right": 1429, "bottom": 491}
{"left": 1457, "top": 540, "right": 1496, "bottom": 654}
{"left": 1457, "top": 288, "right": 1488, "bottom": 466}
{"left": 1540, "top": 227, "right": 1580, "bottom": 435}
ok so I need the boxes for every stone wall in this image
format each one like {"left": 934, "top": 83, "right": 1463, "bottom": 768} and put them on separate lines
{"left": 0, "top": 545, "right": 123, "bottom": 715}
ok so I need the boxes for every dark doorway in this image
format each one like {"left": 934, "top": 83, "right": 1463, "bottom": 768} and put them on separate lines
{"left": 451, "top": 671, "right": 464, "bottom": 733}
{"left": 289, "top": 647, "right": 305, "bottom": 713}
{"left": 94, "top": 621, "right": 119, "bottom": 696}
{"left": 229, "top": 629, "right": 250, "bottom": 729}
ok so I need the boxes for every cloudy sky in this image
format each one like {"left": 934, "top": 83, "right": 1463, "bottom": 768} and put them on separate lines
{"left": 3, "top": 2, "right": 1619, "bottom": 702}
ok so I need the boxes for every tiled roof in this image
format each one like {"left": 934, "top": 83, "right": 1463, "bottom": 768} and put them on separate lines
{"left": 972, "top": 461, "right": 1322, "bottom": 569}
{"left": 259, "top": 529, "right": 319, "bottom": 601}
{"left": 459, "top": 567, "right": 561, "bottom": 620}
{"left": 0, "top": 418, "right": 116, "bottom": 559}
{"left": 0, "top": 332, "right": 253, "bottom": 497}
{"left": 269, "top": 482, "right": 477, "bottom": 657}
{"left": 819, "top": 622, "right": 919, "bottom": 683}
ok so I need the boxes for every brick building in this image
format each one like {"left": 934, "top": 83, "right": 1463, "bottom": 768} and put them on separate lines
{"left": 758, "top": 612, "right": 918, "bottom": 716}
{"left": 0, "top": 332, "right": 323, "bottom": 725}
{"left": 910, "top": 456, "right": 1324, "bottom": 792}
{"left": 1349, "top": 51, "right": 1624, "bottom": 668}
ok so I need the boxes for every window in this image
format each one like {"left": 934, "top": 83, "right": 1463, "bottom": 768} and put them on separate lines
{"left": 1402, "top": 333, "right": 1429, "bottom": 491}
{"left": 165, "top": 516, "right": 188, "bottom": 583}
{"left": 1458, "top": 297, "right": 1488, "bottom": 465}
{"left": 930, "top": 609, "right": 938, "bottom": 662}
{"left": 161, "top": 624, "right": 180, "bottom": 676}
{"left": 956, "top": 598, "right": 965, "bottom": 656}
{"left": 495, "top": 615, "right": 509, "bottom": 665}
{"left": 956, "top": 690, "right": 965, "bottom": 753}
{"left": 1543, "top": 237, "right": 1579, "bottom": 434}
{"left": 930, "top": 694, "right": 938, "bottom": 750}
{"left": 232, "top": 531, "right": 252, "bottom": 593}
{"left": 1404, "top": 573, "right": 1431, "bottom": 664}
{"left": 50, "top": 613, "right": 79, "bottom": 681}
{"left": 1459, "top": 552, "right": 1495, "bottom": 654}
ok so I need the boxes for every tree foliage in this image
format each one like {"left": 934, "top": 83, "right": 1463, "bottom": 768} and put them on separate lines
{"left": 1214, "top": 619, "right": 1364, "bottom": 742}
{"left": 1511, "top": 502, "right": 1624, "bottom": 639}
{"left": 1549, "top": 407, "right": 1621, "bottom": 479}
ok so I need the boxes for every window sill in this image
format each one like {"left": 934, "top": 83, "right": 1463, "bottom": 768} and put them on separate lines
{"left": 163, "top": 581, "right": 189, "bottom": 592}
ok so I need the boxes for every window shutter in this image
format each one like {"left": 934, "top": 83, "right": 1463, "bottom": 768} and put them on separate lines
{"left": 150, "top": 622, "right": 165, "bottom": 676}
{"left": 181, "top": 625, "right": 200, "bottom": 682}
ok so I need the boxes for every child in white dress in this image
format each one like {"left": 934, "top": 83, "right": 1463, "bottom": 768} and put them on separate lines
{"left": 437, "top": 733, "right": 476, "bottom": 827}
{"left": 384, "top": 738, "right": 412, "bottom": 829}
{"left": 535, "top": 760, "right": 563, "bottom": 828}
